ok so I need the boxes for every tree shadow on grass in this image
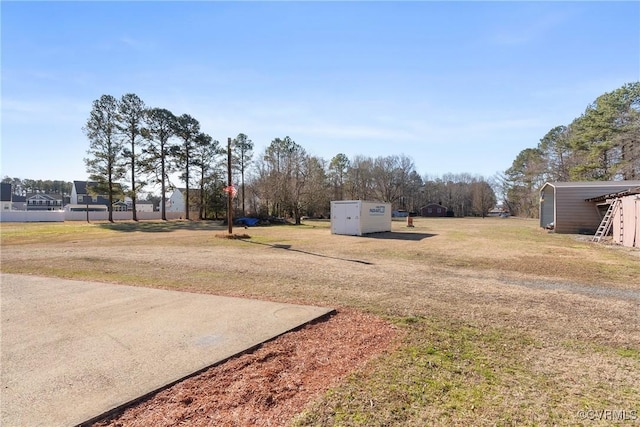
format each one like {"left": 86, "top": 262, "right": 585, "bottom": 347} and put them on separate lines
{"left": 362, "top": 231, "right": 437, "bottom": 241}
{"left": 98, "top": 220, "right": 227, "bottom": 233}
{"left": 241, "top": 240, "right": 374, "bottom": 265}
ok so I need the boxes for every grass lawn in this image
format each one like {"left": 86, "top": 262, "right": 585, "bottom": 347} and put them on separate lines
{"left": 2, "top": 217, "right": 639, "bottom": 426}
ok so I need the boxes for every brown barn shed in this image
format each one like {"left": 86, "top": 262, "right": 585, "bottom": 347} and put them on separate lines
{"left": 420, "top": 203, "right": 447, "bottom": 217}
{"left": 539, "top": 181, "right": 640, "bottom": 234}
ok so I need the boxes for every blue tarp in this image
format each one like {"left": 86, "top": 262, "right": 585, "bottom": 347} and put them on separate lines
{"left": 234, "top": 217, "right": 260, "bottom": 226}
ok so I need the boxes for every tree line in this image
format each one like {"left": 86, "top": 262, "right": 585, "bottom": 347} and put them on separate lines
{"left": 501, "top": 82, "right": 640, "bottom": 217}
{"left": 0, "top": 178, "right": 72, "bottom": 196}
{"left": 249, "top": 149, "right": 496, "bottom": 223}
{"left": 83, "top": 93, "right": 497, "bottom": 223}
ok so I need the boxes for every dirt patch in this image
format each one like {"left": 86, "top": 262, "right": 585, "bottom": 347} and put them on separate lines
{"left": 92, "top": 309, "right": 400, "bottom": 427}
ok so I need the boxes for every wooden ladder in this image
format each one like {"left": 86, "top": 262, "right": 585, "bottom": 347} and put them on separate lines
{"left": 592, "top": 199, "right": 620, "bottom": 242}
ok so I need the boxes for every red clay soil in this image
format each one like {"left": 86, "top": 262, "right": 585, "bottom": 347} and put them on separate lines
{"left": 92, "top": 309, "right": 399, "bottom": 427}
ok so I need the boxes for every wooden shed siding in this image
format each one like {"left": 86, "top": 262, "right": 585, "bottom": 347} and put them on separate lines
{"left": 637, "top": 202, "right": 640, "bottom": 248}
{"left": 540, "top": 181, "right": 640, "bottom": 234}
{"left": 613, "top": 195, "right": 640, "bottom": 248}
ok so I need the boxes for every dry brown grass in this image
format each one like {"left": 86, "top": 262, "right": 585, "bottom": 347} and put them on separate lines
{"left": 1, "top": 217, "right": 639, "bottom": 426}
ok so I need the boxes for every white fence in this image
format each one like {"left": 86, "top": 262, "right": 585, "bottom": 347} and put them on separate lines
{"left": 1, "top": 211, "right": 183, "bottom": 222}
{"left": 0, "top": 211, "right": 66, "bottom": 222}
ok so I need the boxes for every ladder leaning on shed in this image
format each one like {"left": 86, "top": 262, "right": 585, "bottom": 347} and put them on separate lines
{"left": 592, "top": 198, "right": 621, "bottom": 242}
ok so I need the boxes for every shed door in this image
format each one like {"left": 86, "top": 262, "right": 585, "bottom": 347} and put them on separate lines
{"left": 540, "top": 187, "right": 555, "bottom": 228}
{"left": 333, "top": 203, "right": 360, "bottom": 235}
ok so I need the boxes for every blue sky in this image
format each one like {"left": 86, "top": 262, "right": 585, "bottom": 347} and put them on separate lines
{"left": 2, "top": 1, "right": 639, "bottom": 185}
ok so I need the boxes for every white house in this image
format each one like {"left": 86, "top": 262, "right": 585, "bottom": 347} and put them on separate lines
{"left": 124, "top": 197, "right": 154, "bottom": 212}
{"left": 25, "top": 193, "right": 63, "bottom": 211}
{"left": 166, "top": 189, "right": 186, "bottom": 213}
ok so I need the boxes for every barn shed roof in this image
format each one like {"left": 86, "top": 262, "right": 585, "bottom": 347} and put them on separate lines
{"left": 543, "top": 181, "right": 640, "bottom": 189}
{"left": 585, "top": 187, "right": 640, "bottom": 203}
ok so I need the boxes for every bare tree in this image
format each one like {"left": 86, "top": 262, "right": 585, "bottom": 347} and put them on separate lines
{"left": 301, "top": 156, "right": 330, "bottom": 217}
{"left": 262, "top": 136, "right": 307, "bottom": 223}
{"left": 345, "top": 155, "right": 374, "bottom": 200}
{"left": 471, "top": 180, "right": 497, "bottom": 217}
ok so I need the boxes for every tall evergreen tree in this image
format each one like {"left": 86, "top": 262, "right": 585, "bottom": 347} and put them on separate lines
{"left": 143, "top": 108, "right": 177, "bottom": 221}
{"left": 118, "top": 93, "right": 146, "bottom": 220}
{"left": 83, "top": 94, "right": 125, "bottom": 222}
{"left": 569, "top": 82, "right": 640, "bottom": 180}
{"left": 192, "top": 133, "right": 221, "bottom": 220}
{"left": 232, "top": 133, "right": 254, "bottom": 216}
{"left": 172, "top": 114, "right": 200, "bottom": 220}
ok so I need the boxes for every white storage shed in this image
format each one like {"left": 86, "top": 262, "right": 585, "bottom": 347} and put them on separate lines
{"left": 330, "top": 200, "right": 392, "bottom": 236}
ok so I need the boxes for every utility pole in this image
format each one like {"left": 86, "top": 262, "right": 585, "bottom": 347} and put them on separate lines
{"left": 227, "top": 137, "right": 233, "bottom": 235}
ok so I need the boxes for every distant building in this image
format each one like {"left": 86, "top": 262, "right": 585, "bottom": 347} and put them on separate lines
{"left": 124, "top": 197, "right": 154, "bottom": 212}
{"left": 11, "top": 195, "right": 26, "bottom": 211}
{"left": 167, "top": 188, "right": 200, "bottom": 216}
{"left": 1, "top": 183, "right": 12, "bottom": 212}
{"left": 420, "top": 203, "right": 448, "bottom": 217}
{"left": 392, "top": 210, "right": 409, "bottom": 218}
{"left": 487, "top": 207, "right": 510, "bottom": 217}
{"left": 26, "top": 193, "right": 63, "bottom": 211}
{"left": 69, "top": 180, "right": 123, "bottom": 212}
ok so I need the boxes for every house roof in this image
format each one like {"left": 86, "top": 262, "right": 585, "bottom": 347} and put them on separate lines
{"left": 172, "top": 188, "right": 200, "bottom": 196}
{"left": 74, "top": 180, "right": 124, "bottom": 195}
{"left": 26, "top": 193, "right": 63, "bottom": 201}
{"left": 1, "top": 183, "right": 12, "bottom": 202}
{"left": 73, "top": 181, "right": 97, "bottom": 194}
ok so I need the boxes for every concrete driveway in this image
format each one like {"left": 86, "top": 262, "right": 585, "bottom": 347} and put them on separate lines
{"left": 0, "top": 274, "right": 333, "bottom": 426}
